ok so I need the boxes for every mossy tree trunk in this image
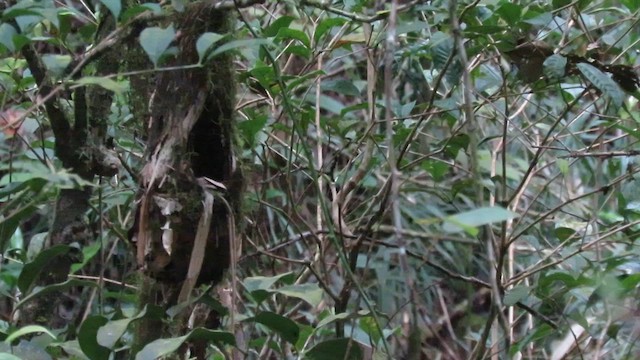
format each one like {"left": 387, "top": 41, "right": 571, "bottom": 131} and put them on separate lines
{"left": 128, "top": 3, "right": 240, "bottom": 355}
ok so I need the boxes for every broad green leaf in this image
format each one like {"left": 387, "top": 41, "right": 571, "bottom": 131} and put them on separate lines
{"left": 396, "top": 21, "right": 429, "bottom": 35}
{"left": 0, "top": 178, "right": 45, "bottom": 200}
{"left": 496, "top": 3, "right": 522, "bottom": 25}
{"left": 99, "top": 0, "right": 121, "bottom": 19}
{"left": 314, "top": 18, "right": 346, "bottom": 42}
{"left": 555, "top": 227, "right": 577, "bottom": 241}
{"left": 238, "top": 114, "right": 268, "bottom": 146}
{"left": 51, "top": 340, "right": 86, "bottom": 359}
{"left": 275, "top": 283, "right": 323, "bottom": 307}
{"left": 321, "top": 79, "right": 360, "bottom": 96}
{"left": 523, "top": 12, "right": 553, "bottom": 26}
{"left": 552, "top": 0, "right": 572, "bottom": 9}
{"left": 444, "top": 133, "right": 470, "bottom": 158}
{"left": 74, "top": 76, "right": 126, "bottom": 94}
{"left": 243, "top": 272, "right": 294, "bottom": 292}
{"left": 543, "top": 54, "right": 567, "bottom": 79}
{"left": 509, "top": 324, "right": 553, "bottom": 356}
{"left": 135, "top": 328, "right": 234, "bottom": 360}
{"left": 442, "top": 207, "right": 519, "bottom": 234}
{"left": 503, "top": 286, "right": 529, "bottom": 306}
{"left": 196, "top": 32, "right": 224, "bottom": 63}
{"left": 139, "top": 25, "right": 175, "bottom": 66}
{"left": 18, "top": 244, "right": 78, "bottom": 293}
{"left": 359, "top": 316, "right": 393, "bottom": 346}
{"left": 284, "top": 44, "right": 311, "bottom": 58}
{"left": 250, "top": 311, "right": 300, "bottom": 344}
{"left": 421, "top": 159, "right": 449, "bottom": 181}
{"left": 0, "top": 200, "right": 37, "bottom": 254}
{"left": 431, "top": 32, "right": 453, "bottom": 70}
{"left": 210, "top": 38, "right": 272, "bottom": 58}
{"left": 557, "top": 158, "right": 569, "bottom": 176}
{"left": 4, "top": 325, "right": 56, "bottom": 344}
{"left": 295, "top": 324, "right": 314, "bottom": 352}
{"left": 264, "top": 16, "right": 295, "bottom": 37}
{"left": 71, "top": 240, "right": 101, "bottom": 273}
{"left": 0, "top": 24, "right": 17, "bottom": 52}
{"left": 316, "top": 312, "right": 350, "bottom": 329}
{"left": 275, "top": 28, "right": 310, "bottom": 48}
{"left": 136, "top": 335, "right": 187, "bottom": 360}
{"left": 15, "top": 279, "right": 97, "bottom": 311}
{"left": 121, "top": 3, "right": 162, "bottom": 21}
{"left": 97, "top": 307, "right": 147, "bottom": 349}
{"left": 41, "top": 54, "right": 71, "bottom": 78}
{"left": 304, "top": 338, "right": 363, "bottom": 360}
{"left": 577, "top": 62, "right": 624, "bottom": 107}
{"left": 79, "top": 316, "right": 110, "bottom": 360}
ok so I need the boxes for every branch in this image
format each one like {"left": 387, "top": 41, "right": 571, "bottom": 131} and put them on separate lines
{"left": 559, "top": 150, "right": 640, "bottom": 158}
{"left": 20, "top": 44, "right": 72, "bottom": 158}
{"left": 299, "top": 0, "right": 420, "bottom": 23}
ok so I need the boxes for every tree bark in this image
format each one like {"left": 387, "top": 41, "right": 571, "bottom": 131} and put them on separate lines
{"left": 130, "top": 3, "right": 241, "bottom": 354}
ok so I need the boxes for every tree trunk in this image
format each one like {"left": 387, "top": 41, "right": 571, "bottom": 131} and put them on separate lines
{"left": 129, "top": 3, "right": 241, "bottom": 353}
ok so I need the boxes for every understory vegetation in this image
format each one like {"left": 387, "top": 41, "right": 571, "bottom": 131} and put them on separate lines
{"left": 1, "top": 0, "right": 640, "bottom": 359}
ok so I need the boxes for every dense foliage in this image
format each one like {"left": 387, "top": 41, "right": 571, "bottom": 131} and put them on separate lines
{"left": 1, "top": 0, "right": 640, "bottom": 359}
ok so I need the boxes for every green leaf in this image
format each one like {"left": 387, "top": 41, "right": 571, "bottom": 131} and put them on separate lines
{"left": 509, "top": 324, "right": 553, "bottom": 356}
{"left": 250, "top": 311, "right": 300, "bottom": 344}
{"left": 543, "top": 54, "right": 567, "bottom": 79}
{"left": 238, "top": 114, "right": 268, "bottom": 146}
{"left": 321, "top": 79, "right": 360, "bottom": 96}
{"left": 496, "top": 3, "right": 522, "bottom": 25}
{"left": 503, "top": 286, "right": 529, "bottom": 306}
{"left": 421, "top": 159, "right": 449, "bottom": 181}
{"left": 243, "top": 272, "right": 295, "bottom": 292}
{"left": 135, "top": 328, "right": 235, "bottom": 360}
{"left": 304, "top": 338, "right": 364, "bottom": 360}
{"left": 97, "top": 308, "right": 147, "bottom": 349}
{"left": 314, "top": 18, "right": 346, "bottom": 42}
{"left": 431, "top": 32, "right": 454, "bottom": 70}
{"left": 99, "top": 0, "right": 121, "bottom": 19}
{"left": 316, "top": 312, "right": 350, "bottom": 329}
{"left": 0, "top": 201, "right": 37, "bottom": 254}
{"left": 210, "top": 38, "right": 272, "bottom": 58}
{"left": 444, "top": 133, "right": 470, "bottom": 158}
{"left": 79, "top": 316, "right": 110, "bottom": 360}
{"left": 264, "top": 16, "right": 295, "bottom": 37}
{"left": 196, "top": 32, "right": 224, "bottom": 63}
{"left": 71, "top": 240, "right": 101, "bottom": 273}
{"left": 577, "top": 62, "right": 624, "bottom": 107}
{"left": 0, "top": 23, "right": 17, "bottom": 52}
{"left": 552, "top": 0, "right": 572, "bottom": 9}
{"left": 18, "top": 244, "right": 76, "bottom": 293}
{"left": 74, "top": 76, "right": 126, "bottom": 94}
{"left": 4, "top": 325, "right": 56, "bottom": 344}
{"left": 275, "top": 28, "right": 310, "bottom": 48}
{"left": 275, "top": 283, "right": 323, "bottom": 307}
{"left": 15, "top": 279, "right": 98, "bottom": 312}
{"left": 442, "top": 207, "right": 519, "bottom": 234}
{"left": 51, "top": 340, "right": 86, "bottom": 360}
{"left": 41, "top": 54, "right": 71, "bottom": 78}
{"left": 554, "top": 227, "right": 575, "bottom": 241}
{"left": 523, "top": 12, "right": 553, "bottom": 26}
{"left": 139, "top": 25, "right": 175, "bottom": 66}
{"left": 121, "top": 3, "right": 162, "bottom": 21}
